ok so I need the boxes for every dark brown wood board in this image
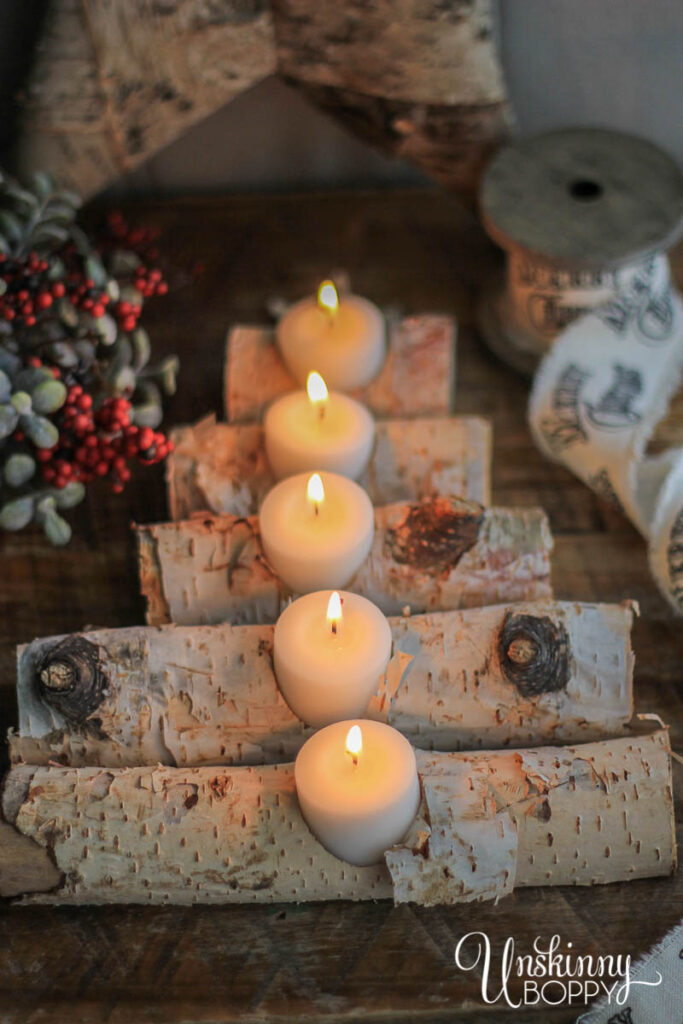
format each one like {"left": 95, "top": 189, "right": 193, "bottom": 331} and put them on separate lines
{"left": 0, "top": 189, "right": 682, "bottom": 1023}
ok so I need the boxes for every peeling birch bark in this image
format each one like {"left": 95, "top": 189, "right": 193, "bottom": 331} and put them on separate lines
{"left": 225, "top": 316, "right": 455, "bottom": 423}
{"left": 1, "top": 730, "right": 674, "bottom": 905}
{"left": 10, "top": 601, "right": 634, "bottom": 769}
{"left": 167, "top": 414, "right": 491, "bottom": 519}
{"left": 135, "top": 497, "right": 553, "bottom": 626}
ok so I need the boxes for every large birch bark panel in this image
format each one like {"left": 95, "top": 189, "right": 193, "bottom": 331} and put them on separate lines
{"left": 225, "top": 317, "right": 455, "bottom": 423}
{"left": 14, "top": 0, "right": 277, "bottom": 197}
{"left": 2, "top": 730, "right": 674, "bottom": 905}
{"left": 10, "top": 601, "right": 634, "bottom": 768}
{"left": 168, "top": 413, "right": 491, "bottom": 519}
{"left": 136, "top": 497, "right": 553, "bottom": 626}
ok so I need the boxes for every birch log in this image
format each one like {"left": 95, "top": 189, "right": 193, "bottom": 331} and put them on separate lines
{"left": 225, "top": 316, "right": 455, "bottom": 423}
{"left": 1, "top": 730, "right": 674, "bottom": 905}
{"left": 168, "top": 414, "right": 491, "bottom": 519}
{"left": 136, "top": 497, "right": 553, "bottom": 626}
{"left": 9, "top": 601, "right": 634, "bottom": 769}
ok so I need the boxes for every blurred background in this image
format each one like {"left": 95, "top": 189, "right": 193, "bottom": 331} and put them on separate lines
{"left": 0, "top": 0, "right": 681, "bottom": 198}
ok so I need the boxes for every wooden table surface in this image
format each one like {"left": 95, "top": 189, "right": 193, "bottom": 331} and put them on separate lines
{"left": 0, "top": 189, "right": 682, "bottom": 1023}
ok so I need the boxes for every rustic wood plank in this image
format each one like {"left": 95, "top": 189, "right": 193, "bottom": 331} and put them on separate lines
{"left": 0, "top": 191, "right": 681, "bottom": 1023}
{"left": 168, "top": 413, "right": 491, "bottom": 519}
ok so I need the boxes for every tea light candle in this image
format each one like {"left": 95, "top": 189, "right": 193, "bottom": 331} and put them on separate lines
{"left": 259, "top": 471, "right": 374, "bottom": 593}
{"left": 295, "top": 720, "right": 420, "bottom": 865}
{"left": 277, "top": 281, "right": 386, "bottom": 391}
{"left": 274, "top": 590, "right": 392, "bottom": 727}
{"left": 264, "top": 371, "right": 375, "bottom": 480}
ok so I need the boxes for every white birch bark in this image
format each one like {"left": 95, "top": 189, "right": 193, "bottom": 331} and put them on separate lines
{"left": 2, "top": 730, "right": 673, "bottom": 905}
{"left": 136, "top": 498, "right": 553, "bottom": 626}
{"left": 10, "top": 601, "right": 634, "bottom": 768}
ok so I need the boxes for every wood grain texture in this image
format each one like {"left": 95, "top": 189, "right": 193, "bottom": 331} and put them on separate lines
{"left": 0, "top": 190, "right": 681, "bottom": 1022}
{"left": 10, "top": 600, "right": 634, "bottom": 767}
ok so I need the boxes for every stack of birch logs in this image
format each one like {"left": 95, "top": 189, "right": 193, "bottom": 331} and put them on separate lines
{"left": 1, "top": 311, "right": 676, "bottom": 905}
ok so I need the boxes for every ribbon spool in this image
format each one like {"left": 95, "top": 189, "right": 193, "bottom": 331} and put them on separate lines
{"left": 476, "top": 128, "right": 683, "bottom": 613}
{"left": 477, "top": 128, "right": 683, "bottom": 375}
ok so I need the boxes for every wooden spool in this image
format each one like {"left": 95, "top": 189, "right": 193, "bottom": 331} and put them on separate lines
{"left": 477, "top": 128, "right": 683, "bottom": 374}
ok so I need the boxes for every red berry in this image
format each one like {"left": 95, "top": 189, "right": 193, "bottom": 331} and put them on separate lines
{"left": 24, "top": 316, "right": 36, "bottom": 327}
{"left": 51, "top": 282, "right": 66, "bottom": 298}
{"left": 76, "top": 394, "right": 93, "bottom": 411}
{"left": 122, "top": 315, "right": 136, "bottom": 332}
{"left": 37, "top": 292, "right": 53, "bottom": 310}
{"left": 3, "top": 309, "right": 14, "bottom": 321}
{"left": 92, "top": 304, "right": 105, "bottom": 318}
{"left": 95, "top": 461, "right": 109, "bottom": 476}
{"left": 138, "top": 427, "right": 154, "bottom": 450}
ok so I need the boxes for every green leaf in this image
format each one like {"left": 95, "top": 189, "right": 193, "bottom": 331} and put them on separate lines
{"left": 24, "top": 413, "right": 59, "bottom": 448}
{"left": 11, "top": 391, "right": 32, "bottom": 415}
{"left": 31, "top": 378, "right": 67, "bottom": 414}
{"left": 32, "top": 171, "right": 54, "bottom": 200}
{"left": 0, "top": 496, "right": 34, "bottom": 531}
{"left": 95, "top": 313, "right": 118, "bottom": 347}
{"left": 53, "top": 480, "right": 85, "bottom": 509}
{"left": 42, "top": 509, "right": 72, "bottom": 546}
{"left": 131, "top": 328, "right": 151, "bottom": 372}
{"left": 0, "top": 369, "right": 11, "bottom": 402}
{"left": 30, "top": 224, "right": 69, "bottom": 250}
{"left": 4, "top": 453, "right": 36, "bottom": 487}
{"left": 0, "top": 209, "right": 24, "bottom": 243}
{"left": 85, "top": 254, "right": 107, "bottom": 288}
{"left": 0, "top": 403, "right": 18, "bottom": 439}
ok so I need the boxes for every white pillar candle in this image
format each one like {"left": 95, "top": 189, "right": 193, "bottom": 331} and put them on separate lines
{"left": 295, "top": 720, "right": 420, "bottom": 865}
{"left": 264, "top": 372, "right": 375, "bottom": 480}
{"left": 274, "top": 590, "right": 392, "bottom": 727}
{"left": 259, "top": 471, "right": 373, "bottom": 593}
{"left": 276, "top": 281, "right": 386, "bottom": 391}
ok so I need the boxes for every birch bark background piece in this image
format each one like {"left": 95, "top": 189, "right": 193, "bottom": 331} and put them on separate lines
{"left": 167, "top": 414, "right": 491, "bottom": 519}
{"left": 13, "top": 1, "right": 509, "bottom": 199}
{"left": 224, "top": 316, "right": 455, "bottom": 423}
{"left": 13, "top": 0, "right": 278, "bottom": 198}
{"left": 2, "top": 730, "right": 673, "bottom": 905}
{"left": 136, "top": 497, "right": 553, "bottom": 626}
{"left": 10, "top": 601, "right": 634, "bottom": 769}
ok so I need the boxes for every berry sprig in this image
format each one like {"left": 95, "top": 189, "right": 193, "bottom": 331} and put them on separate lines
{"left": 0, "top": 169, "right": 179, "bottom": 544}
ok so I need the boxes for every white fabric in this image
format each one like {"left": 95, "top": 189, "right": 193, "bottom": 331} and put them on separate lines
{"left": 529, "top": 254, "right": 683, "bottom": 612}
{"left": 577, "top": 919, "right": 683, "bottom": 1023}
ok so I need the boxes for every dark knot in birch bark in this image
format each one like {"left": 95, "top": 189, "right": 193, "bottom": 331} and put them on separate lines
{"left": 385, "top": 497, "right": 484, "bottom": 574}
{"left": 37, "top": 636, "right": 107, "bottom": 723}
{"left": 499, "top": 613, "right": 570, "bottom": 697}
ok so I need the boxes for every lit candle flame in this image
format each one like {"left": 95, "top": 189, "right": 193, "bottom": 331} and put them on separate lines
{"left": 317, "top": 280, "right": 339, "bottom": 319}
{"left": 326, "top": 590, "right": 342, "bottom": 635}
{"left": 307, "top": 371, "right": 328, "bottom": 419}
{"left": 307, "top": 472, "right": 324, "bottom": 515}
{"left": 346, "top": 724, "right": 362, "bottom": 766}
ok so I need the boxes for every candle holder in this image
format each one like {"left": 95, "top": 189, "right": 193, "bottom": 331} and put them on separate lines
{"left": 225, "top": 314, "right": 455, "bottom": 423}
{"left": 11, "top": 601, "right": 635, "bottom": 770}
{"left": 167, "top": 413, "right": 491, "bottom": 520}
{"left": 3, "top": 729, "right": 673, "bottom": 905}
{"left": 136, "top": 496, "right": 553, "bottom": 627}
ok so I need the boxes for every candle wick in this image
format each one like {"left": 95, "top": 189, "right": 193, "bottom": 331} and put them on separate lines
{"left": 351, "top": 753, "right": 358, "bottom": 767}
{"left": 318, "top": 403, "right": 325, "bottom": 421}
{"left": 331, "top": 621, "right": 337, "bottom": 636}
{"left": 314, "top": 503, "right": 319, "bottom": 516}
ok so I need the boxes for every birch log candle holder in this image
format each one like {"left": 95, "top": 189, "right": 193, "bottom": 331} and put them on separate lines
{"left": 1, "top": 729, "right": 674, "bottom": 904}
{"left": 225, "top": 315, "right": 455, "bottom": 423}
{"left": 10, "top": 600, "right": 634, "bottom": 768}
{"left": 136, "top": 497, "right": 553, "bottom": 627}
{"left": 167, "top": 414, "right": 491, "bottom": 519}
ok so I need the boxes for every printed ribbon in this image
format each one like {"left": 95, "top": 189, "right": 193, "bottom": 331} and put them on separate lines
{"left": 528, "top": 254, "right": 683, "bottom": 612}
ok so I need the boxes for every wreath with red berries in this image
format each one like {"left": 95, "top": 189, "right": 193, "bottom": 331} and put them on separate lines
{"left": 0, "top": 171, "right": 178, "bottom": 544}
